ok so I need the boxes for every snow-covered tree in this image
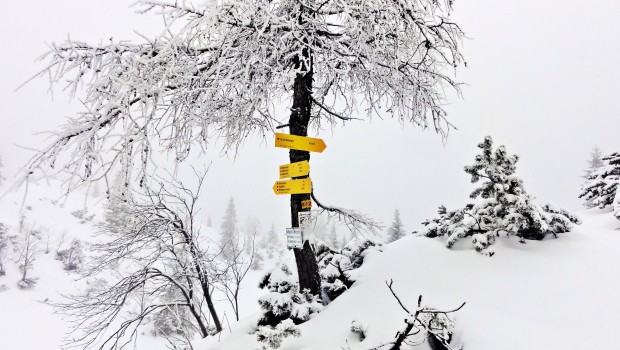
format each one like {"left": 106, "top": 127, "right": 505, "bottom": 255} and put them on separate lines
{"left": 16, "top": 219, "right": 41, "bottom": 289}
{"left": 0, "top": 155, "right": 5, "bottom": 187}
{"left": 579, "top": 152, "right": 620, "bottom": 215}
{"left": 386, "top": 209, "right": 405, "bottom": 243}
{"left": 316, "top": 239, "right": 381, "bottom": 303}
{"left": 244, "top": 216, "right": 261, "bottom": 254}
{"left": 56, "top": 175, "right": 226, "bottom": 349}
{"left": 0, "top": 223, "right": 8, "bottom": 276}
{"left": 582, "top": 146, "right": 605, "bottom": 178}
{"left": 256, "top": 264, "right": 323, "bottom": 348}
{"left": 23, "top": 0, "right": 465, "bottom": 297}
{"left": 220, "top": 197, "right": 238, "bottom": 257}
{"left": 260, "top": 224, "right": 280, "bottom": 259}
{"left": 420, "top": 136, "right": 580, "bottom": 255}
{"left": 55, "top": 238, "right": 85, "bottom": 271}
{"left": 614, "top": 187, "right": 620, "bottom": 220}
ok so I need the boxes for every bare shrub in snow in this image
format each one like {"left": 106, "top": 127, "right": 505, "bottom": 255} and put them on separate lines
{"left": 55, "top": 174, "right": 228, "bottom": 349}
{"left": 16, "top": 220, "right": 41, "bottom": 289}
{"left": 419, "top": 136, "right": 580, "bottom": 255}
{"left": 350, "top": 320, "right": 367, "bottom": 341}
{"left": 217, "top": 229, "right": 256, "bottom": 321}
{"left": 371, "top": 280, "right": 465, "bottom": 350}
{"left": 55, "top": 238, "right": 84, "bottom": 271}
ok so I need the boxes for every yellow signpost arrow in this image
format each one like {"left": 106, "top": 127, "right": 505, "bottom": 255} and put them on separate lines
{"left": 273, "top": 178, "right": 312, "bottom": 195}
{"left": 279, "top": 160, "right": 310, "bottom": 179}
{"left": 275, "top": 133, "right": 327, "bottom": 153}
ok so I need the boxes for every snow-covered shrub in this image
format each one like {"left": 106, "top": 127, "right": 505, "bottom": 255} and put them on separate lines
{"left": 316, "top": 239, "right": 381, "bottom": 302}
{"left": 580, "top": 152, "right": 620, "bottom": 217}
{"left": 255, "top": 319, "right": 300, "bottom": 349}
{"left": 255, "top": 264, "right": 323, "bottom": 348}
{"left": 419, "top": 136, "right": 580, "bottom": 255}
{"left": 17, "top": 277, "right": 39, "bottom": 289}
{"left": 56, "top": 239, "right": 84, "bottom": 271}
{"left": 0, "top": 223, "right": 8, "bottom": 276}
{"left": 350, "top": 320, "right": 367, "bottom": 341}
{"left": 71, "top": 209, "right": 95, "bottom": 224}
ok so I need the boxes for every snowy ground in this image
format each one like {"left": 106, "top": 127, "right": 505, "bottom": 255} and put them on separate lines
{"left": 2, "top": 183, "right": 619, "bottom": 350}
{"left": 201, "top": 209, "right": 620, "bottom": 350}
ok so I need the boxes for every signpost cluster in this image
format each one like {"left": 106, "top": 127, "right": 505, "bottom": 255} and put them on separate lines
{"left": 273, "top": 132, "right": 326, "bottom": 249}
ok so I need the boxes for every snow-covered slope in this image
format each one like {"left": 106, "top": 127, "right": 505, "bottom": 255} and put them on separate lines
{"left": 202, "top": 209, "right": 620, "bottom": 350}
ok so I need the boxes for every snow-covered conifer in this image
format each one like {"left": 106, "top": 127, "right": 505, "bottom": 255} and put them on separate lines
{"left": 255, "top": 264, "right": 323, "bottom": 348}
{"left": 260, "top": 224, "right": 280, "bottom": 259}
{"left": 316, "top": 239, "right": 381, "bottom": 302}
{"left": 579, "top": 152, "right": 620, "bottom": 212}
{"left": 386, "top": 209, "right": 405, "bottom": 243}
{"left": 220, "top": 197, "right": 238, "bottom": 256}
{"left": 0, "top": 223, "right": 8, "bottom": 276}
{"left": 420, "top": 136, "right": 580, "bottom": 255}
{"left": 583, "top": 146, "right": 605, "bottom": 179}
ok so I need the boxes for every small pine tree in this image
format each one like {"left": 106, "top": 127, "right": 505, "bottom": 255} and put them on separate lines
{"left": 580, "top": 152, "right": 620, "bottom": 212}
{"left": 582, "top": 146, "right": 605, "bottom": 179}
{"left": 316, "top": 239, "right": 381, "bottom": 303}
{"left": 386, "top": 209, "right": 405, "bottom": 243}
{"left": 255, "top": 264, "right": 323, "bottom": 348}
{"left": 420, "top": 136, "right": 580, "bottom": 255}
{"left": 262, "top": 224, "right": 279, "bottom": 259}
{"left": 220, "top": 197, "right": 238, "bottom": 256}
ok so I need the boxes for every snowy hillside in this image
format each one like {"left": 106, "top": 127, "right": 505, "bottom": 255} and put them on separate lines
{"left": 2, "top": 181, "right": 619, "bottom": 350}
{"left": 201, "top": 209, "right": 620, "bottom": 350}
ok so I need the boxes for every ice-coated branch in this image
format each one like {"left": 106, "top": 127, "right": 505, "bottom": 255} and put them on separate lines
{"left": 22, "top": 0, "right": 464, "bottom": 193}
{"left": 311, "top": 190, "right": 383, "bottom": 235}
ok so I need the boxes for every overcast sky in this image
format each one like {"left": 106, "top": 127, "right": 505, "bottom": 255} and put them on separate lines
{"left": 1, "top": 0, "right": 619, "bottom": 235}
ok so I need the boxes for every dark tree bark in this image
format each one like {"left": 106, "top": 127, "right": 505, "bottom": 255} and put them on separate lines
{"left": 286, "top": 11, "right": 322, "bottom": 295}
{"left": 288, "top": 70, "right": 321, "bottom": 296}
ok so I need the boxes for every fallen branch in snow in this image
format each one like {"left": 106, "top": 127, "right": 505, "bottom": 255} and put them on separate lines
{"left": 368, "top": 279, "right": 465, "bottom": 350}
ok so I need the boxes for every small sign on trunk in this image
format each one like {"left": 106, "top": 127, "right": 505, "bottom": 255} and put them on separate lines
{"left": 286, "top": 227, "right": 303, "bottom": 249}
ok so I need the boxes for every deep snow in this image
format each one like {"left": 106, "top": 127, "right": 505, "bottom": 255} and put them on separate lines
{"left": 201, "top": 209, "right": 620, "bottom": 350}
{"left": 2, "top": 183, "right": 619, "bottom": 350}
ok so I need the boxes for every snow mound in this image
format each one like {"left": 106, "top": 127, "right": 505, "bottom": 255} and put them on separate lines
{"left": 201, "top": 209, "right": 620, "bottom": 350}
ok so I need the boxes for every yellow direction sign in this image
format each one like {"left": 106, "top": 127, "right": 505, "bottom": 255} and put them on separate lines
{"left": 280, "top": 160, "right": 310, "bottom": 179}
{"left": 275, "top": 133, "right": 326, "bottom": 153}
{"left": 273, "top": 178, "right": 312, "bottom": 195}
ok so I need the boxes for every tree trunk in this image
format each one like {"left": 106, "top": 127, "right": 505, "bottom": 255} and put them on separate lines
{"left": 288, "top": 69, "right": 321, "bottom": 296}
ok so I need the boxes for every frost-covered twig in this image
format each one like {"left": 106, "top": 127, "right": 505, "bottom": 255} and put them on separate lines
{"left": 311, "top": 190, "right": 383, "bottom": 235}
